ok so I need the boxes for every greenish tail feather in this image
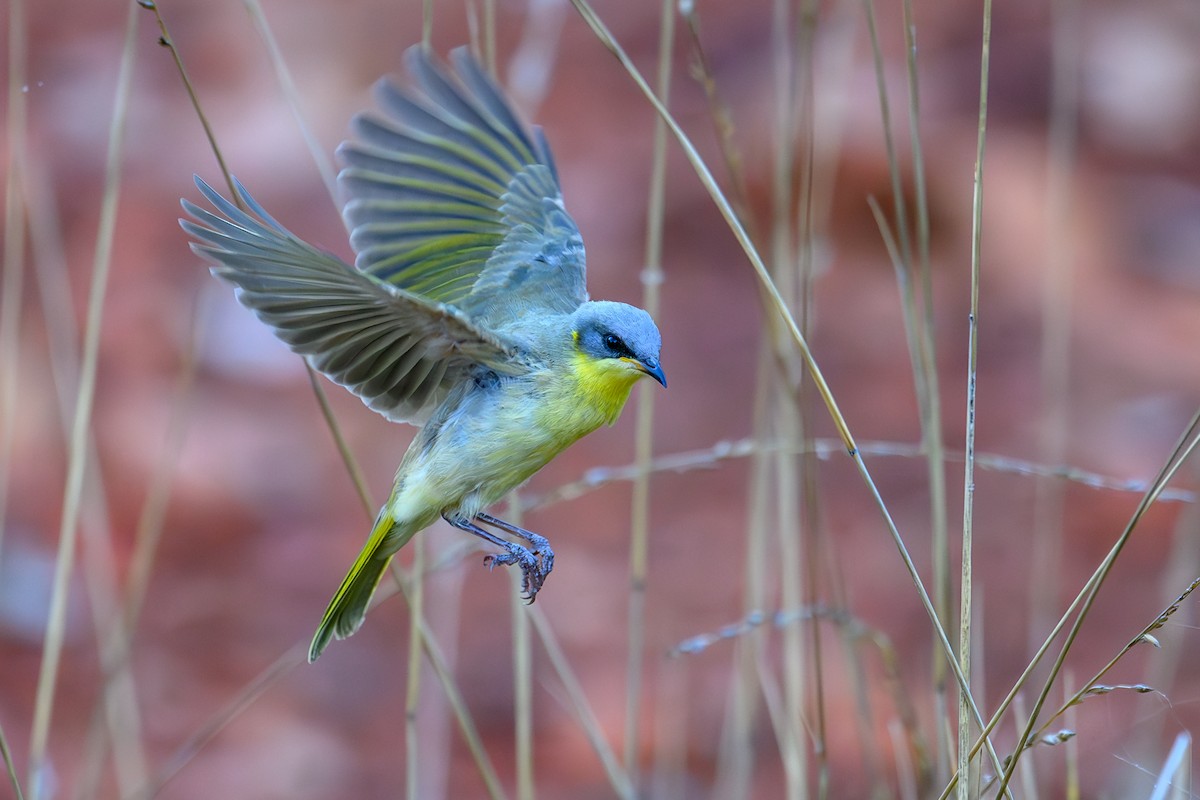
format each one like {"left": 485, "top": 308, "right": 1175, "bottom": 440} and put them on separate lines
{"left": 308, "top": 510, "right": 415, "bottom": 662}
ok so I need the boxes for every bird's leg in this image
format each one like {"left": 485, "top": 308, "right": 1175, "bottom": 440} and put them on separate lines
{"left": 442, "top": 514, "right": 545, "bottom": 601}
{"left": 476, "top": 513, "right": 554, "bottom": 568}
{"left": 474, "top": 512, "right": 554, "bottom": 602}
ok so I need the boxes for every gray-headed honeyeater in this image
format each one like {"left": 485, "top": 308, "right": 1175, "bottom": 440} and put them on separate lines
{"left": 180, "top": 47, "right": 666, "bottom": 662}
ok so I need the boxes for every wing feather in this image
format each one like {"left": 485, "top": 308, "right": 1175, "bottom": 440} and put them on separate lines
{"left": 339, "top": 46, "right": 588, "bottom": 325}
{"left": 180, "top": 176, "right": 522, "bottom": 424}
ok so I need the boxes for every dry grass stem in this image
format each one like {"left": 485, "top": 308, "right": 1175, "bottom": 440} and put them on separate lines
{"left": 508, "top": 513, "right": 534, "bottom": 800}
{"left": 27, "top": 7, "right": 139, "bottom": 798}
{"left": 529, "top": 606, "right": 635, "bottom": 799}
{"left": 0, "top": 0, "right": 29, "bottom": 570}
{"left": 139, "top": 1, "right": 236, "bottom": 196}
{"left": 622, "top": 0, "right": 674, "bottom": 787}
{"left": 939, "top": 411, "right": 1200, "bottom": 798}
{"left": 405, "top": 536, "right": 426, "bottom": 800}
{"left": 0, "top": 716, "right": 22, "bottom": 800}
{"left": 1026, "top": 577, "right": 1199, "bottom": 745}
{"left": 869, "top": 0, "right": 954, "bottom": 777}
{"left": 1027, "top": 0, "right": 1081, "bottom": 662}
{"left": 131, "top": 646, "right": 307, "bottom": 798}
{"left": 679, "top": 2, "right": 755, "bottom": 233}
{"left": 242, "top": 0, "right": 339, "bottom": 204}
{"left": 1147, "top": 733, "right": 1191, "bottom": 800}
{"left": 412, "top": 596, "right": 509, "bottom": 800}
{"left": 531, "top": 437, "right": 1195, "bottom": 512}
{"left": 994, "top": 412, "right": 1200, "bottom": 794}
{"left": 957, "top": 0, "right": 994, "bottom": 792}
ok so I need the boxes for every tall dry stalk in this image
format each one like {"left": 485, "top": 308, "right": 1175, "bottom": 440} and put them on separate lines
{"left": 27, "top": 7, "right": 139, "bottom": 798}
{"left": 0, "top": 0, "right": 28, "bottom": 574}
{"left": 957, "top": 0, "right": 993, "bottom": 793}
{"left": 1027, "top": 0, "right": 1080, "bottom": 661}
{"left": 621, "top": 0, "right": 675, "bottom": 788}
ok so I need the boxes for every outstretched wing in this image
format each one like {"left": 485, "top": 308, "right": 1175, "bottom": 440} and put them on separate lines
{"left": 339, "top": 46, "right": 588, "bottom": 329}
{"left": 181, "top": 176, "right": 523, "bottom": 424}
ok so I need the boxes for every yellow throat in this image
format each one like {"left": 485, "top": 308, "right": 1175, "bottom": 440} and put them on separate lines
{"left": 569, "top": 349, "right": 645, "bottom": 426}
{"left": 530, "top": 329, "right": 653, "bottom": 454}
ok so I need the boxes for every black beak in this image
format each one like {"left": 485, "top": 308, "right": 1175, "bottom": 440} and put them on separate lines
{"left": 638, "top": 359, "right": 667, "bottom": 388}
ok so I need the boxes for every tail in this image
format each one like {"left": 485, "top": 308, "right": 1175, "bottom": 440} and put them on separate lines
{"left": 308, "top": 508, "right": 417, "bottom": 662}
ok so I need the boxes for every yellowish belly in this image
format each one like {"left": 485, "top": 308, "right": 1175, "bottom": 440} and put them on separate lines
{"left": 393, "top": 359, "right": 642, "bottom": 523}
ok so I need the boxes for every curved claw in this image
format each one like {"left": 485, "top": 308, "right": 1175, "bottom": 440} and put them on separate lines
{"left": 535, "top": 547, "right": 554, "bottom": 579}
{"left": 521, "top": 545, "right": 554, "bottom": 603}
{"left": 482, "top": 540, "right": 555, "bottom": 602}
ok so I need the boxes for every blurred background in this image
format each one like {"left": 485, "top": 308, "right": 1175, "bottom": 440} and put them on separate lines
{"left": 3, "top": 0, "right": 1200, "bottom": 797}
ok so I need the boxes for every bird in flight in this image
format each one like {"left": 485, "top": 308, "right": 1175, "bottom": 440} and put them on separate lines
{"left": 181, "top": 47, "right": 666, "bottom": 662}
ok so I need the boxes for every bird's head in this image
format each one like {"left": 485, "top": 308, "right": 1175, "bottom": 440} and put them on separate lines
{"left": 571, "top": 301, "right": 666, "bottom": 389}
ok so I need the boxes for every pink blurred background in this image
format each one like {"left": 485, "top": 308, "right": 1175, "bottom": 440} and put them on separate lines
{"left": 4, "top": 0, "right": 1200, "bottom": 796}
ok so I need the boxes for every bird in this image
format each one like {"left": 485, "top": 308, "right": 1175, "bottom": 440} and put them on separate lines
{"left": 180, "top": 46, "right": 666, "bottom": 662}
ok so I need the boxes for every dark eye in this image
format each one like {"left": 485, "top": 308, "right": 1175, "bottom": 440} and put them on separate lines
{"left": 602, "top": 333, "right": 625, "bottom": 353}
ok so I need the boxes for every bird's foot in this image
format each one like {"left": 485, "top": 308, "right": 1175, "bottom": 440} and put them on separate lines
{"left": 483, "top": 540, "right": 554, "bottom": 602}
{"left": 523, "top": 541, "right": 554, "bottom": 602}
{"left": 533, "top": 544, "right": 554, "bottom": 589}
